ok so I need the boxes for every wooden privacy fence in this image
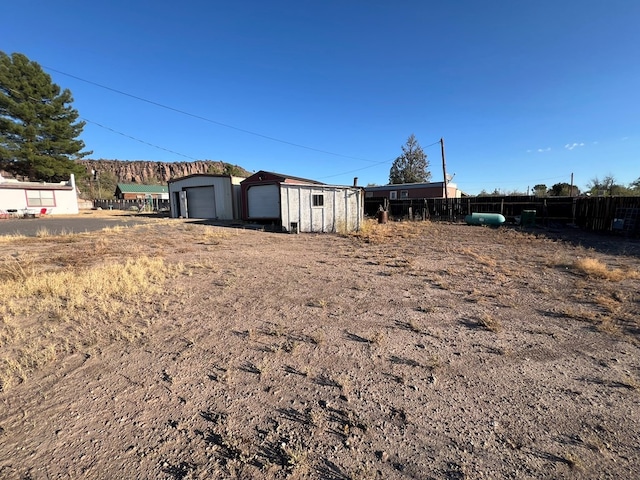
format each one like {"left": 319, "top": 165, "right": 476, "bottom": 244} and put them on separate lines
{"left": 364, "top": 196, "right": 640, "bottom": 236}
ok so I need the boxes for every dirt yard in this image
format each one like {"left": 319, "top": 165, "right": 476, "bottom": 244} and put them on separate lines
{"left": 0, "top": 218, "right": 639, "bottom": 479}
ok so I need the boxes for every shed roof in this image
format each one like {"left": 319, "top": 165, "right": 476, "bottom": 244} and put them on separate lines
{"left": 241, "top": 170, "right": 324, "bottom": 185}
{"left": 116, "top": 183, "right": 168, "bottom": 194}
{"left": 168, "top": 174, "right": 231, "bottom": 184}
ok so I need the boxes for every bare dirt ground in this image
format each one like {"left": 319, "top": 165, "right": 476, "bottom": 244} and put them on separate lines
{"left": 1, "top": 218, "right": 639, "bottom": 479}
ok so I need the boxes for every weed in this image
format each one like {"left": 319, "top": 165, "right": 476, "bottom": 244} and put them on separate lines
{"left": 573, "top": 257, "right": 638, "bottom": 281}
{"left": 407, "top": 319, "right": 423, "bottom": 332}
{"left": 35, "top": 227, "right": 50, "bottom": 237}
{"left": 459, "top": 247, "right": 497, "bottom": 268}
{"left": 309, "top": 330, "right": 325, "bottom": 345}
{"left": 369, "top": 331, "right": 385, "bottom": 345}
{"left": 307, "top": 298, "right": 328, "bottom": 308}
{"left": 425, "top": 355, "right": 442, "bottom": 369}
{"left": 596, "top": 318, "right": 621, "bottom": 335}
{"left": 0, "top": 254, "right": 37, "bottom": 282}
{"left": 265, "top": 322, "right": 287, "bottom": 337}
{"left": 478, "top": 313, "right": 501, "bottom": 332}
{"left": 560, "top": 307, "right": 598, "bottom": 323}
{"left": 308, "top": 407, "right": 324, "bottom": 427}
{"left": 617, "top": 375, "right": 640, "bottom": 390}
{"left": 281, "top": 438, "right": 309, "bottom": 474}
{"left": 562, "top": 452, "right": 584, "bottom": 471}
{"left": 282, "top": 339, "right": 298, "bottom": 353}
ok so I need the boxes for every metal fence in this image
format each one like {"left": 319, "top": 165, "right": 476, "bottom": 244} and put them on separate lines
{"left": 364, "top": 195, "right": 640, "bottom": 236}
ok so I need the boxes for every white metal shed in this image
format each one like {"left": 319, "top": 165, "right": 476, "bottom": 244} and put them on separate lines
{"left": 168, "top": 174, "right": 244, "bottom": 220}
{"left": 280, "top": 184, "right": 363, "bottom": 233}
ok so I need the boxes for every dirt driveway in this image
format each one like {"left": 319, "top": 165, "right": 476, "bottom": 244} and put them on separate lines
{"left": 0, "top": 221, "right": 638, "bottom": 479}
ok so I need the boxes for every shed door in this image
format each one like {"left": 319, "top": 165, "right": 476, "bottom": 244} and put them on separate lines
{"left": 185, "top": 186, "right": 216, "bottom": 218}
{"left": 247, "top": 184, "right": 280, "bottom": 218}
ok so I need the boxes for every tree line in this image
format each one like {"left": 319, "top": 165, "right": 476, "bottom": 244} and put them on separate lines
{"left": 482, "top": 175, "right": 640, "bottom": 197}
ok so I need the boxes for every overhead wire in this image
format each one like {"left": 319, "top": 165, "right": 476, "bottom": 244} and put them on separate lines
{"left": 80, "top": 118, "right": 199, "bottom": 161}
{"left": 2, "top": 83, "right": 200, "bottom": 161}
{"left": 319, "top": 140, "right": 442, "bottom": 179}
{"left": 30, "top": 67, "right": 449, "bottom": 180}
{"left": 42, "top": 66, "right": 380, "bottom": 164}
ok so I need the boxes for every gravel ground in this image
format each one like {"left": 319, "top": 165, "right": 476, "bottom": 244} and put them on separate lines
{"left": 0, "top": 221, "right": 639, "bottom": 479}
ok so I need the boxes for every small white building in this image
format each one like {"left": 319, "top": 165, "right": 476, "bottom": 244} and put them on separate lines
{"left": 280, "top": 183, "right": 363, "bottom": 233}
{"left": 0, "top": 174, "right": 79, "bottom": 215}
{"left": 168, "top": 174, "right": 244, "bottom": 219}
{"left": 239, "top": 171, "right": 363, "bottom": 233}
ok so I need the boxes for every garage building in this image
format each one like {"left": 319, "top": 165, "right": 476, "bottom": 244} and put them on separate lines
{"left": 168, "top": 174, "right": 244, "bottom": 219}
{"left": 241, "top": 171, "right": 363, "bottom": 233}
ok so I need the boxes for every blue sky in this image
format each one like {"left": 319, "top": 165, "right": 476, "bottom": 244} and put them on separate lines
{"left": 4, "top": 1, "right": 639, "bottom": 194}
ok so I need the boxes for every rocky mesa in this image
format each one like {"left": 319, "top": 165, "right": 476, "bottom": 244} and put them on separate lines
{"left": 78, "top": 159, "right": 251, "bottom": 184}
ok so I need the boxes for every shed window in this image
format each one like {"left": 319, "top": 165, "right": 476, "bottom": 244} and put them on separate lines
{"left": 389, "top": 191, "right": 397, "bottom": 200}
{"left": 312, "top": 194, "right": 324, "bottom": 207}
{"left": 26, "top": 190, "right": 55, "bottom": 207}
{"left": 400, "top": 190, "right": 409, "bottom": 199}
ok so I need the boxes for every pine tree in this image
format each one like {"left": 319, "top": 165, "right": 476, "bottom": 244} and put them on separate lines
{"left": 389, "top": 134, "right": 430, "bottom": 184}
{"left": 0, "top": 51, "right": 90, "bottom": 181}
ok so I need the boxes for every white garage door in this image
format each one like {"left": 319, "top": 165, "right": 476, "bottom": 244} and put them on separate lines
{"left": 185, "top": 186, "right": 216, "bottom": 218}
{"left": 247, "top": 184, "right": 280, "bottom": 218}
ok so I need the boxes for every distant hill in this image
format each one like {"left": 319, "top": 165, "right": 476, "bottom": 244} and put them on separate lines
{"left": 78, "top": 159, "right": 251, "bottom": 184}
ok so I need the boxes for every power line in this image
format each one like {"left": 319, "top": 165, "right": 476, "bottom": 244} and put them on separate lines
{"left": 5, "top": 73, "right": 444, "bottom": 181}
{"left": 2, "top": 84, "right": 198, "bottom": 161}
{"left": 319, "top": 140, "right": 442, "bottom": 179}
{"left": 42, "top": 65, "right": 380, "bottom": 164}
{"left": 81, "top": 118, "right": 199, "bottom": 161}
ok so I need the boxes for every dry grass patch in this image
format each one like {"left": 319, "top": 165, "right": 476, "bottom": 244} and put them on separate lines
{"left": 0, "top": 255, "right": 176, "bottom": 391}
{"left": 349, "top": 219, "right": 431, "bottom": 244}
{"left": 458, "top": 247, "right": 498, "bottom": 268}
{"left": 573, "top": 257, "right": 638, "bottom": 281}
{"left": 595, "top": 317, "right": 622, "bottom": 335}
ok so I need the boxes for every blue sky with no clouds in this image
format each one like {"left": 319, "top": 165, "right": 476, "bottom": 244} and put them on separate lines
{"left": 3, "top": 0, "right": 639, "bottom": 194}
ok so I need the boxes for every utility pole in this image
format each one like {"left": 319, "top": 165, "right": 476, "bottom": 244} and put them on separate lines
{"left": 570, "top": 172, "right": 574, "bottom": 197}
{"left": 440, "top": 137, "right": 449, "bottom": 220}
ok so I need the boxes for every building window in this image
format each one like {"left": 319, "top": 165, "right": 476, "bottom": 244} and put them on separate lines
{"left": 400, "top": 190, "right": 409, "bottom": 199}
{"left": 26, "top": 190, "right": 55, "bottom": 207}
{"left": 312, "top": 194, "right": 324, "bottom": 207}
{"left": 389, "top": 191, "right": 397, "bottom": 200}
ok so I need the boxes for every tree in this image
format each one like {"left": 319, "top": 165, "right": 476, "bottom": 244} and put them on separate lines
{"left": 0, "top": 51, "right": 90, "bottom": 181}
{"left": 587, "top": 175, "right": 618, "bottom": 196}
{"left": 222, "top": 163, "right": 245, "bottom": 177}
{"left": 549, "top": 182, "right": 579, "bottom": 196}
{"left": 95, "top": 170, "right": 118, "bottom": 199}
{"left": 389, "top": 134, "right": 430, "bottom": 184}
{"left": 477, "top": 188, "right": 502, "bottom": 196}
{"left": 532, "top": 184, "right": 547, "bottom": 196}
{"left": 630, "top": 177, "right": 640, "bottom": 192}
